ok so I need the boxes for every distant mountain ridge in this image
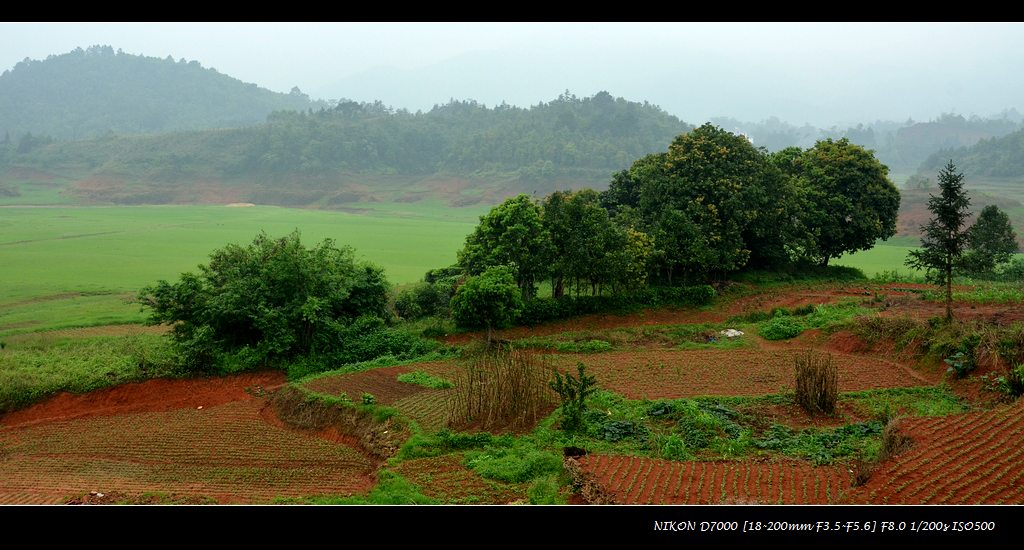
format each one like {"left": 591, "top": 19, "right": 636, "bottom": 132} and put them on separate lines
{"left": 0, "top": 45, "right": 319, "bottom": 139}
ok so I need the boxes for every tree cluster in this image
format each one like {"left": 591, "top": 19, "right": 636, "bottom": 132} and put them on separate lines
{"left": 454, "top": 125, "right": 901, "bottom": 303}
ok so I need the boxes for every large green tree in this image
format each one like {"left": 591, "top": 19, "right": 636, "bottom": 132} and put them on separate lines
{"left": 799, "top": 138, "right": 901, "bottom": 265}
{"left": 906, "top": 161, "right": 972, "bottom": 320}
{"left": 637, "top": 124, "right": 774, "bottom": 282}
{"left": 542, "top": 189, "right": 624, "bottom": 297}
{"left": 458, "top": 194, "right": 553, "bottom": 300}
{"left": 138, "top": 231, "right": 392, "bottom": 370}
{"left": 450, "top": 266, "right": 524, "bottom": 343}
{"left": 963, "top": 204, "right": 1019, "bottom": 278}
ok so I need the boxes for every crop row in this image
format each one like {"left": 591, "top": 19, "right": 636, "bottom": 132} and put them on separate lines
{"left": 552, "top": 350, "right": 920, "bottom": 399}
{"left": 0, "top": 400, "right": 374, "bottom": 504}
{"left": 579, "top": 454, "right": 851, "bottom": 504}
{"left": 856, "top": 400, "right": 1024, "bottom": 504}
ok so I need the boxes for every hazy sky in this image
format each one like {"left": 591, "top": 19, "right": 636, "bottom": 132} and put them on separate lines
{"left": 2, "top": 22, "right": 1022, "bottom": 127}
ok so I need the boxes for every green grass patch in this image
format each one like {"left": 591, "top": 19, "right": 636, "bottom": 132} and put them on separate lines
{"left": 756, "top": 302, "right": 870, "bottom": 341}
{"left": 465, "top": 444, "right": 563, "bottom": 483}
{"left": 922, "top": 282, "right": 1024, "bottom": 304}
{"left": 513, "top": 323, "right": 751, "bottom": 352}
{"left": 0, "top": 204, "right": 482, "bottom": 332}
{"left": 843, "top": 386, "right": 969, "bottom": 418}
{"left": 397, "top": 370, "right": 454, "bottom": 389}
{"left": 554, "top": 339, "right": 612, "bottom": 353}
{"left": 0, "top": 333, "right": 177, "bottom": 412}
{"left": 835, "top": 243, "right": 923, "bottom": 278}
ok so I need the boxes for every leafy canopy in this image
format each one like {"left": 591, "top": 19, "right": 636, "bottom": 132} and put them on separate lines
{"left": 963, "top": 204, "right": 1019, "bottom": 277}
{"left": 138, "top": 231, "right": 395, "bottom": 371}
{"left": 449, "top": 266, "right": 524, "bottom": 338}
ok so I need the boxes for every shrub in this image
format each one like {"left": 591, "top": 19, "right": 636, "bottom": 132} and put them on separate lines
{"left": 759, "top": 316, "right": 805, "bottom": 340}
{"left": 447, "top": 349, "right": 555, "bottom": 432}
{"left": 794, "top": 350, "right": 838, "bottom": 415}
{"left": 878, "top": 417, "right": 913, "bottom": 461}
{"left": 137, "top": 231, "right": 392, "bottom": 373}
{"left": 450, "top": 266, "right": 523, "bottom": 342}
{"left": 466, "top": 446, "right": 563, "bottom": 483}
{"left": 549, "top": 362, "right": 598, "bottom": 432}
{"left": 394, "top": 282, "right": 450, "bottom": 320}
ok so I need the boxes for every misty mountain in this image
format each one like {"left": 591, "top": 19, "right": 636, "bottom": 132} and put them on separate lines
{"left": 0, "top": 46, "right": 319, "bottom": 140}
{"left": 0, "top": 91, "right": 691, "bottom": 206}
{"left": 920, "top": 127, "right": 1024, "bottom": 178}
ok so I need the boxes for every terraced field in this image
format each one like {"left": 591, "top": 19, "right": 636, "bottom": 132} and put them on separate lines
{"left": 577, "top": 455, "right": 853, "bottom": 504}
{"left": 0, "top": 384, "right": 374, "bottom": 504}
{"left": 849, "top": 400, "right": 1024, "bottom": 504}
{"left": 551, "top": 350, "right": 925, "bottom": 399}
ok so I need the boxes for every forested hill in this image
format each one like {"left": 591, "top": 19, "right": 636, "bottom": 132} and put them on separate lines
{"left": 920, "top": 128, "right": 1024, "bottom": 178}
{"left": 0, "top": 45, "right": 318, "bottom": 139}
{"left": 0, "top": 92, "right": 693, "bottom": 206}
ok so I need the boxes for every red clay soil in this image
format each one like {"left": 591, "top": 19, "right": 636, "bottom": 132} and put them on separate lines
{"left": 0, "top": 398, "right": 374, "bottom": 504}
{"left": 550, "top": 349, "right": 928, "bottom": 400}
{"left": 0, "top": 371, "right": 286, "bottom": 428}
{"left": 578, "top": 455, "right": 853, "bottom": 504}
{"left": 302, "top": 361, "right": 459, "bottom": 405}
{"left": 876, "top": 297, "right": 1024, "bottom": 325}
{"left": 846, "top": 399, "right": 1024, "bottom": 504}
{"left": 391, "top": 453, "right": 530, "bottom": 504}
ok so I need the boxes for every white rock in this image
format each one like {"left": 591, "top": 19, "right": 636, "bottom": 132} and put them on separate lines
{"left": 719, "top": 329, "right": 745, "bottom": 338}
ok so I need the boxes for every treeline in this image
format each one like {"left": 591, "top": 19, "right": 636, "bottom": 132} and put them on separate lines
{"left": 0, "top": 45, "right": 318, "bottom": 139}
{"left": 715, "top": 112, "right": 1023, "bottom": 174}
{"left": 0, "top": 91, "right": 693, "bottom": 196}
{"left": 920, "top": 127, "right": 1024, "bottom": 178}
{"left": 400, "top": 125, "right": 900, "bottom": 326}
{"left": 246, "top": 91, "right": 690, "bottom": 178}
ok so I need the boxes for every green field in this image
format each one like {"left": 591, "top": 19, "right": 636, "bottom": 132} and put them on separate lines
{"left": 834, "top": 242, "right": 922, "bottom": 278}
{"left": 0, "top": 203, "right": 486, "bottom": 336}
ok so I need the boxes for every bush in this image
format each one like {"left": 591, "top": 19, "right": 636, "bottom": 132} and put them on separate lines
{"left": 795, "top": 351, "right": 838, "bottom": 415}
{"left": 138, "top": 231, "right": 392, "bottom": 372}
{"left": 450, "top": 266, "right": 523, "bottom": 341}
{"left": 394, "top": 282, "right": 450, "bottom": 320}
{"left": 465, "top": 446, "right": 563, "bottom": 483}
{"left": 550, "top": 362, "right": 598, "bottom": 432}
{"left": 759, "top": 316, "right": 805, "bottom": 340}
{"left": 447, "top": 349, "right": 555, "bottom": 432}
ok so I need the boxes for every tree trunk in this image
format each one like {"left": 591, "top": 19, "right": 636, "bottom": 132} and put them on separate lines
{"left": 820, "top": 254, "right": 830, "bottom": 267}
{"left": 486, "top": 322, "right": 493, "bottom": 346}
{"left": 946, "top": 265, "right": 953, "bottom": 321}
{"left": 553, "top": 276, "right": 564, "bottom": 299}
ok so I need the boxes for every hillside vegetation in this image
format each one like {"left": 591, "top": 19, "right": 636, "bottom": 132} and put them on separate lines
{"left": 0, "top": 91, "right": 691, "bottom": 205}
{"left": 0, "top": 45, "right": 318, "bottom": 139}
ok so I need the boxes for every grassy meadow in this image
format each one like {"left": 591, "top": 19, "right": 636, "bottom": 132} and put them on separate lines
{"left": 0, "top": 202, "right": 486, "bottom": 336}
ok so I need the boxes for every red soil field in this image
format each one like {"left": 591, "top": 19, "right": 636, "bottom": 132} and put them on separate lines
{"left": 302, "top": 361, "right": 458, "bottom": 405}
{"left": 577, "top": 455, "right": 853, "bottom": 504}
{"left": 1, "top": 371, "right": 286, "bottom": 428}
{"left": 552, "top": 349, "right": 926, "bottom": 399}
{"left": 302, "top": 361, "right": 461, "bottom": 430}
{"left": 847, "top": 399, "right": 1024, "bottom": 504}
{"left": 391, "top": 453, "right": 530, "bottom": 504}
{"left": 0, "top": 371, "right": 377, "bottom": 504}
{"left": 0, "top": 398, "right": 374, "bottom": 504}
